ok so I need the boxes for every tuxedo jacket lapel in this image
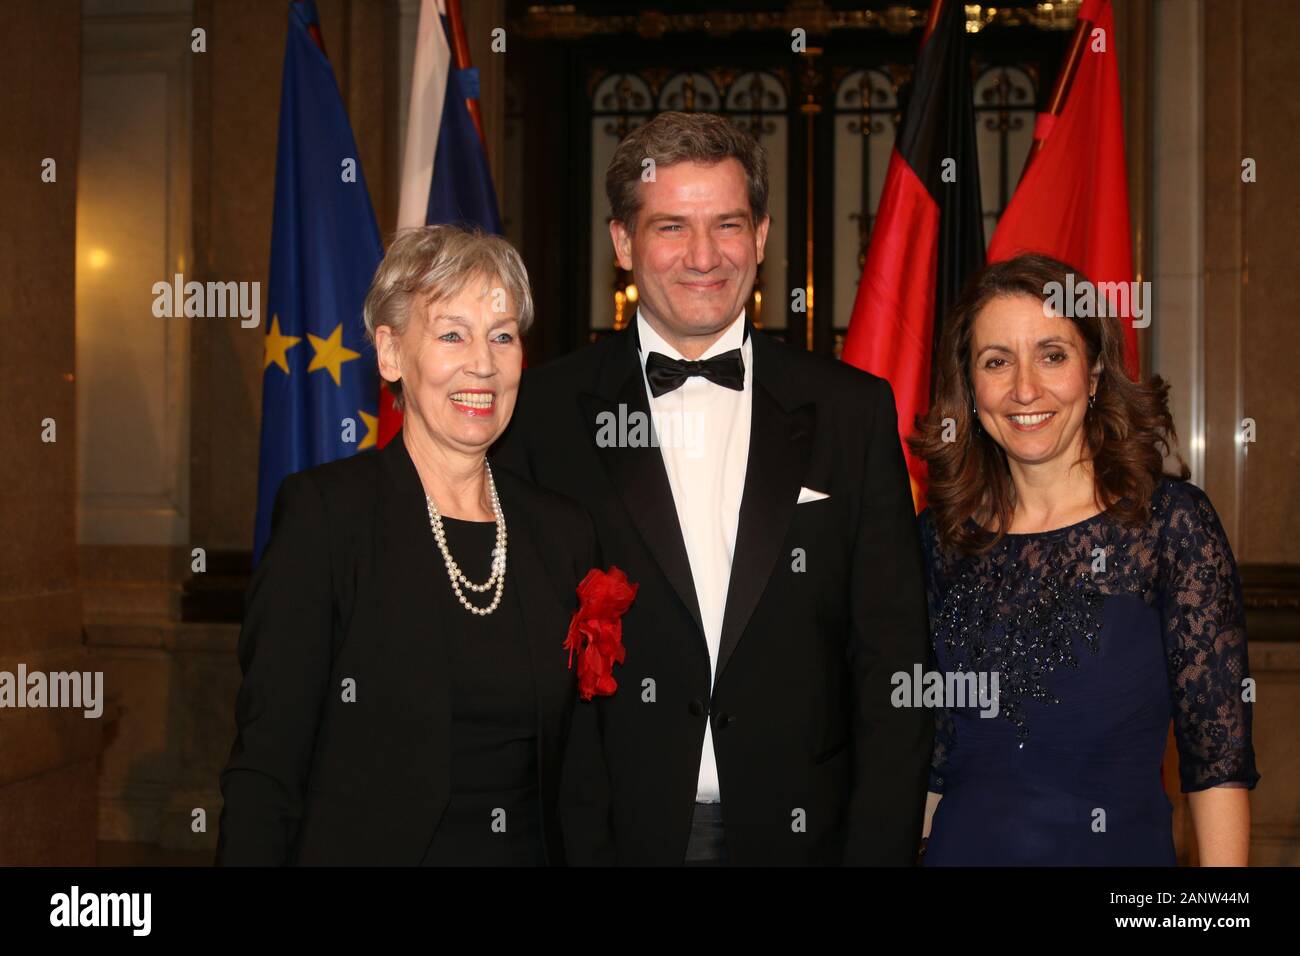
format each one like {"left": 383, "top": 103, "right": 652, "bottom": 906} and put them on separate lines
{"left": 580, "top": 328, "right": 705, "bottom": 641}
{"left": 716, "top": 333, "right": 815, "bottom": 682}
{"left": 578, "top": 325, "right": 815, "bottom": 678}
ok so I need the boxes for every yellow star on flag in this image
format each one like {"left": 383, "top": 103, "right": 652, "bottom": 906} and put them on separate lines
{"left": 357, "top": 409, "right": 378, "bottom": 450}
{"left": 263, "top": 314, "right": 301, "bottom": 374}
{"left": 306, "top": 322, "right": 361, "bottom": 386}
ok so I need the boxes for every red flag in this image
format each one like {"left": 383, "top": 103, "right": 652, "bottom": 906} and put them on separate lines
{"left": 841, "top": 0, "right": 984, "bottom": 511}
{"left": 987, "top": 0, "right": 1140, "bottom": 379}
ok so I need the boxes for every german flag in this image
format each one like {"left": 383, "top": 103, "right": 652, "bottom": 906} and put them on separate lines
{"left": 841, "top": 0, "right": 985, "bottom": 511}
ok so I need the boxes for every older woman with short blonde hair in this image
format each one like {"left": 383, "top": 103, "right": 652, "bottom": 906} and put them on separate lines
{"left": 218, "top": 224, "right": 598, "bottom": 866}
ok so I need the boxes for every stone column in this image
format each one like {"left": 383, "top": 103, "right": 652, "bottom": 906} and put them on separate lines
{"left": 1202, "top": 0, "right": 1300, "bottom": 867}
{"left": 0, "top": 0, "right": 101, "bottom": 866}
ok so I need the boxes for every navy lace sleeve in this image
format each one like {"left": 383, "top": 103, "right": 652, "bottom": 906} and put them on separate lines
{"left": 918, "top": 510, "right": 953, "bottom": 794}
{"left": 1155, "top": 480, "right": 1260, "bottom": 792}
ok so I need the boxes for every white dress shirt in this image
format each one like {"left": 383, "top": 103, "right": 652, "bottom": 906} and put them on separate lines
{"left": 636, "top": 308, "right": 752, "bottom": 804}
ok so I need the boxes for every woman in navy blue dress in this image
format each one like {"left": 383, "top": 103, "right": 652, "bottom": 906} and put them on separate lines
{"left": 909, "top": 253, "right": 1259, "bottom": 866}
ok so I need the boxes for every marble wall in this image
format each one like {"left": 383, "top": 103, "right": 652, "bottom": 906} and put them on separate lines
{"left": 0, "top": 0, "right": 100, "bottom": 866}
{"left": 1200, "top": 0, "right": 1300, "bottom": 865}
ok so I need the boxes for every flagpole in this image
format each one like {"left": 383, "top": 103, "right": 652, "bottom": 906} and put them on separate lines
{"left": 1019, "top": 0, "right": 1099, "bottom": 177}
{"left": 445, "top": 0, "right": 489, "bottom": 154}
{"left": 921, "top": 0, "right": 945, "bottom": 46}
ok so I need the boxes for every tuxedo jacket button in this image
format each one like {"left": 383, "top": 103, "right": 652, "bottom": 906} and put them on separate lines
{"left": 688, "top": 699, "right": 706, "bottom": 716}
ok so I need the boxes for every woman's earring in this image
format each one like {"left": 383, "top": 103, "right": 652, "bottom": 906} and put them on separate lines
{"left": 972, "top": 403, "right": 981, "bottom": 432}
{"left": 1088, "top": 392, "right": 1097, "bottom": 409}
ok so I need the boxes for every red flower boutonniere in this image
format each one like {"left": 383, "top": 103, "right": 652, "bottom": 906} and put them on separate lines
{"left": 564, "top": 566, "right": 638, "bottom": 701}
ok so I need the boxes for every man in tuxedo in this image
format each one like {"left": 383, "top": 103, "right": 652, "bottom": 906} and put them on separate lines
{"left": 493, "top": 111, "right": 931, "bottom": 865}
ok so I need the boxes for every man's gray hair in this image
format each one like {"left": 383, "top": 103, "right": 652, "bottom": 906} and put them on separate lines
{"left": 605, "top": 111, "right": 770, "bottom": 230}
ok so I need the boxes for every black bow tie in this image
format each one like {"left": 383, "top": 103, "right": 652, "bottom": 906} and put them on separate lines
{"left": 645, "top": 349, "right": 746, "bottom": 398}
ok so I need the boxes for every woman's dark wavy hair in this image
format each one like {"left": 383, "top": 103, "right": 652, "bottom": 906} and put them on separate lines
{"left": 908, "top": 252, "right": 1189, "bottom": 555}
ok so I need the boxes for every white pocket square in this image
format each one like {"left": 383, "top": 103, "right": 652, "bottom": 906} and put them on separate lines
{"left": 797, "top": 486, "right": 830, "bottom": 504}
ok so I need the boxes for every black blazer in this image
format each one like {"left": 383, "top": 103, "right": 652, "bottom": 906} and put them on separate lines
{"left": 216, "top": 431, "right": 596, "bottom": 865}
{"left": 493, "top": 323, "right": 933, "bottom": 865}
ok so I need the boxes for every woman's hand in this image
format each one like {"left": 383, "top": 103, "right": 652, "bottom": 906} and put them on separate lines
{"left": 922, "top": 791, "right": 942, "bottom": 840}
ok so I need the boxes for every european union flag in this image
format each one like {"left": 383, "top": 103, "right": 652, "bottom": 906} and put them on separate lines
{"left": 254, "top": 0, "right": 383, "bottom": 564}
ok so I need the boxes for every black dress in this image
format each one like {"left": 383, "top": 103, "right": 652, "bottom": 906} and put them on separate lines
{"left": 920, "top": 478, "right": 1260, "bottom": 865}
{"left": 421, "top": 515, "right": 546, "bottom": 866}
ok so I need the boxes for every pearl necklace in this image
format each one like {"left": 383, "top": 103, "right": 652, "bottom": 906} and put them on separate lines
{"left": 426, "top": 462, "right": 507, "bottom": 616}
